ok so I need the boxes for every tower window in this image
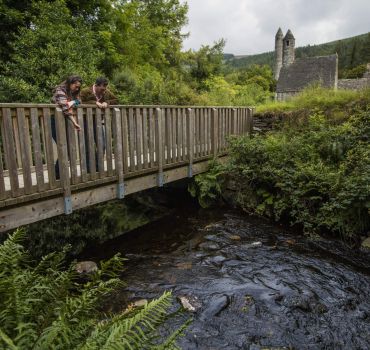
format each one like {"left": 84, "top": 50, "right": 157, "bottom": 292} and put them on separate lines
{"left": 287, "top": 40, "right": 290, "bottom": 46}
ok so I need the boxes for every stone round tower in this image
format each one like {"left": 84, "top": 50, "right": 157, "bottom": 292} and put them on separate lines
{"left": 283, "top": 29, "right": 295, "bottom": 67}
{"left": 274, "top": 27, "right": 284, "bottom": 80}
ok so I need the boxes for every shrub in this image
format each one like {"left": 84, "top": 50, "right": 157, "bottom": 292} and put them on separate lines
{"left": 0, "top": 230, "right": 189, "bottom": 349}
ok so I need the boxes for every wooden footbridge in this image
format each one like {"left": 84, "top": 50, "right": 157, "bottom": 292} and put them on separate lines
{"left": 0, "top": 104, "right": 253, "bottom": 232}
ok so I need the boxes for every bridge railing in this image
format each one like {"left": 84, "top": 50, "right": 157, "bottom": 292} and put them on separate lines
{"left": 0, "top": 104, "right": 253, "bottom": 209}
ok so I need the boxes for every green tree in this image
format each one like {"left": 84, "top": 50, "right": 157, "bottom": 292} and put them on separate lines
{"left": 1, "top": 0, "right": 102, "bottom": 102}
{"left": 187, "top": 39, "right": 226, "bottom": 85}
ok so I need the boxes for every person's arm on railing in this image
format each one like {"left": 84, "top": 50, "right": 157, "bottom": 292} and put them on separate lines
{"left": 52, "top": 86, "right": 81, "bottom": 130}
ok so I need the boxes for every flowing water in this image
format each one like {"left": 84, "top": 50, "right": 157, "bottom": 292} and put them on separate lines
{"left": 81, "top": 189, "right": 370, "bottom": 350}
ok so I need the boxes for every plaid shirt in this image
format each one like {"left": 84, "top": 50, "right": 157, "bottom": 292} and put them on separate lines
{"left": 52, "top": 84, "right": 81, "bottom": 117}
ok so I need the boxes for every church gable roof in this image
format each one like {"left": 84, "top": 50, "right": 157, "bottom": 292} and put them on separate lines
{"left": 277, "top": 55, "right": 337, "bottom": 92}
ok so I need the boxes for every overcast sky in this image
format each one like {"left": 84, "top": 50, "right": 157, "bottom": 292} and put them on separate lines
{"left": 180, "top": 0, "right": 370, "bottom": 55}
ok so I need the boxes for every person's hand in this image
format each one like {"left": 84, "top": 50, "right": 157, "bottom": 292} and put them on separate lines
{"left": 73, "top": 99, "right": 80, "bottom": 108}
{"left": 69, "top": 115, "right": 81, "bottom": 131}
{"left": 73, "top": 120, "right": 81, "bottom": 131}
{"left": 96, "top": 101, "right": 108, "bottom": 108}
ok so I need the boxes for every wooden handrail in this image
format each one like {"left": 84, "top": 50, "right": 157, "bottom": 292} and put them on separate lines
{"left": 0, "top": 104, "right": 254, "bottom": 208}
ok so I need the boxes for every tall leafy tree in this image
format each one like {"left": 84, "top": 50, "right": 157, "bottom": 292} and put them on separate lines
{"left": 1, "top": 0, "right": 102, "bottom": 102}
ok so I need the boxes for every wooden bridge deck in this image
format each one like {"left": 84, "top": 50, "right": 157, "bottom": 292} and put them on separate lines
{"left": 0, "top": 104, "right": 253, "bottom": 232}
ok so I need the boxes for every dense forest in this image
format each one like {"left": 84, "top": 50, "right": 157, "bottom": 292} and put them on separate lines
{"left": 0, "top": 0, "right": 274, "bottom": 106}
{"left": 1, "top": 1, "right": 369, "bottom": 105}
{"left": 226, "top": 32, "right": 370, "bottom": 78}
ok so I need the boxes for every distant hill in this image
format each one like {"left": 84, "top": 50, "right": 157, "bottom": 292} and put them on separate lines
{"left": 225, "top": 32, "right": 370, "bottom": 74}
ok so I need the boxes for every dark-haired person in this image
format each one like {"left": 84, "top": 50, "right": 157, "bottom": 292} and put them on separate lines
{"left": 51, "top": 75, "right": 83, "bottom": 179}
{"left": 80, "top": 77, "right": 118, "bottom": 173}
{"left": 80, "top": 77, "right": 118, "bottom": 108}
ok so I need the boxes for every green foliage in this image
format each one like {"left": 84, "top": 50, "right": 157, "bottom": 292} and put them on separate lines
{"left": 228, "top": 106, "right": 370, "bottom": 238}
{"left": 189, "top": 160, "right": 227, "bottom": 208}
{"left": 1, "top": 0, "right": 101, "bottom": 102}
{"left": 257, "top": 86, "right": 370, "bottom": 116}
{"left": 340, "top": 64, "right": 368, "bottom": 79}
{"left": 0, "top": 230, "right": 189, "bottom": 349}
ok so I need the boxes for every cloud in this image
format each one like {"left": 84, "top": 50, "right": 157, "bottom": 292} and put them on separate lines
{"left": 181, "top": 0, "right": 370, "bottom": 54}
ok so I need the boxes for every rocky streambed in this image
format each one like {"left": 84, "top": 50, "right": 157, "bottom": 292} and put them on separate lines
{"left": 81, "top": 192, "right": 370, "bottom": 350}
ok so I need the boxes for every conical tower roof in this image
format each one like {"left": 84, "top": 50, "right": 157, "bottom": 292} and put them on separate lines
{"left": 275, "top": 27, "right": 283, "bottom": 38}
{"left": 284, "top": 29, "right": 295, "bottom": 40}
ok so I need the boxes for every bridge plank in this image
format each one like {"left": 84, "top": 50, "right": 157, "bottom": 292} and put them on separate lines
{"left": 95, "top": 108, "right": 104, "bottom": 176}
{"left": 86, "top": 108, "right": 97, "bottom": 180}
{"left": 121, "top": 108, "right": 129, "bottom": 174}
{"left": 172, "top": 108, "right": 177, "bottom": 163}
{"left": 31, "top": 108, "right": 45, "bottom": 191}
{"left": 16, "top": 108, "right": 33, "bottom": 194}
{"left": 77, "top": 108, "right": 88, "bottom": 182}
{"left": 55, "top": 108, "right": 71, "bottom": 198}
{"left": 42, "top": 108, "right": 57, "bottom": 188}
{"left": 0, "top": 141, "right": 6, "bottom": 199}
{"left": 2, "top": 108, "right": 20, "bottom": 196}
{"left": 105, "top": 108, "right": 113, "bottom": 176}
{"left": 155, "top": 108, "right": 164, "bottom": 183}
{"left": 66, "top": 116, "right": 78, "bottom": 184}
{"left": 136, "top": 108, "right": 143, "bottom": 171}
{"left": 128, "top": 108, "right": 135, "bottom": 171}
{"left": 187, "top": 108, "right": 194, "bottom": 168}
{"left": 165, "top": 108, "right": 171, "bottom": 164}
{"left": 181, "top": 108, "right": 187, "bottom": 160}
{"left": 148, "top": 108, "right": 155, "bottom": 167}
{"left": 113, "top": 108, "right": 123, "bottom": 185}
{"left": 142, "top": 108, "right": 149, "bottom": 169}
{"left": 177, "top": 108, "right": 182, "bottom": 161}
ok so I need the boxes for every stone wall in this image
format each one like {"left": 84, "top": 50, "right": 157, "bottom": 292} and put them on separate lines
{"left": 338, "top": 78, "right": 370, "bottom": 90}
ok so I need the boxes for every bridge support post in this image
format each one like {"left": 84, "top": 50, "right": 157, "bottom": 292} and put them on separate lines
{"left": 155, "top": 108, "right": 164, "bottom": 187}
{"left": 55, "top": 108, "right": 72, "bottom": 214}
{"left": 113, "top": 108, "right": 125, "bottom": 198}
{"left": 187, "top": 108, "right": 194, "bottom": 177}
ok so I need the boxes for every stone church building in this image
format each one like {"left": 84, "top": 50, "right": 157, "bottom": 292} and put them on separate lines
{"left": 274, "top": 28, "right": 370, "bottom": 100}
{"left": 274, "top": 28, "right": 338, "bottom": 101}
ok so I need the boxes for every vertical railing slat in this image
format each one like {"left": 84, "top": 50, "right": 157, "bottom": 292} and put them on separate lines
{"left": 149, "top": 108, "right": 155, "bottom": 167}
{"left": 182, "top": 108, "right": 187, "bottom": 160}
{"left": 86, "top": 108, "right": 96, "bottom": 181}
{"left": 42, "top": 108, "right": 57, "bottom": 188}
{"left": 30, "top": 108, "right": 45, "bottom": 191}
{"left": 211, "top": 108, "right": 218, "bottom": 157}
{"left": 187, "top": 108, "right": 194, "bottom": 174}
{"left": 142, "top": 108, "right": 149, "bottom": 169}
{"left": 105, "top": 108, "right": 113, "bottom": 176}
{"left": 113, "top": 108, "right": 124, "bottom": 197}
{"left": 177, "top": 108, "right": 183, "bottom": 161}
{"left": 165, "top": 108, "right": 172, "bottom": 164}
{"left": 121, "top": 108, "right": 129, "bottom": 174}
{"left": 17, "top": 108, "right": 33, "bottom": 194}
{"left": 95, "top": 108, "right": 104, "bottom": 175}
{"left": 12, "top": 116, "right": 22, "bottom": 168}
{"left": 77, "top": 108, "right": 88, "bottom": 182}
{"left": 0, "top": 128, "right": 6, "bottom": 199}
{"left": 66, "top": 117, "right": 79, "bottom": 185}
{"left": 155, "top": 108, "right": 164, "bottom": 186}
{"left": 3, "top": 108, "right": 20, "bottom": 197}
{"left": 135, "top": 108, "right": 143, "bottom": 171}
{"left": 55, "top": 108, "right": 71, "bottom": 213}
{"left": 128, "top": 108, "right": 135, "bottom": 171}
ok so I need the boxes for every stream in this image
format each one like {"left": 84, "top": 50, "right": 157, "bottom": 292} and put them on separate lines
{"left": 81, "top": 188, "right": 370, "bottom": 350}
